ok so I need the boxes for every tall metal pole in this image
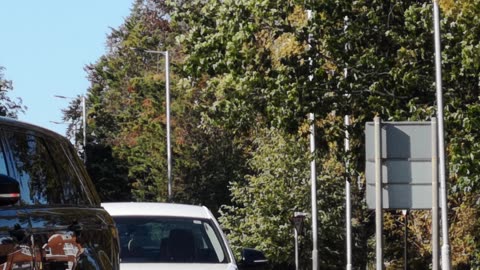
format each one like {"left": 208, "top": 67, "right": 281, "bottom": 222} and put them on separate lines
{"left": 82, "top": 95, "right": 87, "bottom": 164}
{"left": 432, "top": 117, "right": 439, "bottom": 270}
{"left": 309, "top": 113, "right": 319, "bottom": 270}
{"left": 345, "top": 115, "right": 352, "bottom": 270}
{"left": 295, "top": 227, "right": 299, "bottom": 270}
{"left": 432, "top": 1, "right": 451, "bottom": 269}
{"left": 305, "top": 9, "right": 318, "bottom": 270}
{"left": 403, "top": 210, "right": 408, "bottom": 270}
{"left": 374, "top": 116, "right": 383, "bottom": 270}
{"left": 165, "top": 51, "right": 172, "bottom": 201}
{"left": 136, "top": 48, "right": 173, "bottom": 201}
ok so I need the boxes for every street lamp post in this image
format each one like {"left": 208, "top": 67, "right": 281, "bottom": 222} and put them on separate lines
{"left": 82, "top": 95, "right": 87, "bottom": 164}
{"left": 131, "top": 48, "right": 172, "bottom": 201}
{"left": 54, "top": 95, "right": 87, "bottom": 163}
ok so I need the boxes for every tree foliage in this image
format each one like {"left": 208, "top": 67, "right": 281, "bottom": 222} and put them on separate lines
{"left": 0, "top": 66, "right": 25, "bottom": 118}
{"left": 171, "top": 0, "right": 480, "bottom": 268}
{"left": 219, "top": 120, "right": 347, "bottom": 269}
{"left": 62, "top": 0, "right": 245, "bottom": 211}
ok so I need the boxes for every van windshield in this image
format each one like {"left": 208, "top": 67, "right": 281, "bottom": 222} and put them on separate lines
{"left": 113, "top": 216, "right": 229, "bottom": 264}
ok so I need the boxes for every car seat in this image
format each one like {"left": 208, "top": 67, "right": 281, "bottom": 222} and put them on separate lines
{"left": 167, "top": 229, "right": 195, "bottom": 262}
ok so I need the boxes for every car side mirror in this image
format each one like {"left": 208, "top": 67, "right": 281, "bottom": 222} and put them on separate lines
{"left": 0, "top": 174, "right": 20, "bottom": 206}
{"left": 238, "top": 248, "right": 268, "bottom": 270}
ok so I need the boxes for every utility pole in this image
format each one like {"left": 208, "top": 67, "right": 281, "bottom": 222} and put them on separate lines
{"left": 345, "top": 115, "right": 352, "bottom": 270}
{"left": 403, "top": 210, "right": 408, "bottom": 270}
{"left": 306, "top": 9, "right": 318, "bottom": 270}
{"left": 374, "top": 117, "right": 384, "bottom": 270}
{"left": 432, "top": 117, "right": 439, "bottom": 270}
{"left": 432, "top": 1, "right": 451, "bottom": 269}
{"left": 310, "top": 113, "right": 319, "bottom": 270}
{"left": 82, "top": 95, "right": 87, "bottom": 164}
{"left": 131, "top": 48, "right": 172, "bottom": 201}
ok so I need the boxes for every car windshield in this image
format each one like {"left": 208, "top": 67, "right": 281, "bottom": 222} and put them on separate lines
{"left": 113, "top": 216, "right": 229, "bottom": 264}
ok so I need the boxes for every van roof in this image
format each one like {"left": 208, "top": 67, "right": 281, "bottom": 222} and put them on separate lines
{"left": 0, "top": 116, "right": 64, "bottom": 139}
{"left": 101, "top": 202, "right": 213, "bottom": 219}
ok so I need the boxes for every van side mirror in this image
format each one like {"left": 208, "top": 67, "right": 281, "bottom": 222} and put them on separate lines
{"left": 238, "top": 248, "right": 268, "bottom": 270}
{"left": 0, "top": 174, "right": 20, "bottom": 206}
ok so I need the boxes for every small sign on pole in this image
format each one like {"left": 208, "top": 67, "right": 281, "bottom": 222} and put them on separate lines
{"left": 292, "top": 212, "right": 307, "bottom": 270}
{"left": 292, "top": 212, "right": 306, "bottom": 234}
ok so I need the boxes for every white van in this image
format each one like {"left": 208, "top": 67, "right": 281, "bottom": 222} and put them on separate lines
{"left": 102, "top": 202, "right": 267, "bottom": 270}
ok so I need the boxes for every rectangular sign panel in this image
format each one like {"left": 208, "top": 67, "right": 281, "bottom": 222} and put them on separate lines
{"left": 366, "top": 183, "right": 432, "bottom": 209}
{"left": 365, "top": 122, "right": 436, "bottom": 209}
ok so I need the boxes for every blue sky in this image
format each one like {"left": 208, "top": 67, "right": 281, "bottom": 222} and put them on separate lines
{"left": 0, "top": 1, "right": 133, "bottom": 135}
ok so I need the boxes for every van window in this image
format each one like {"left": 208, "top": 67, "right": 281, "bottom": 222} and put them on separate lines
{"left": 0, "top": 142, "right": 8, "bottom": 175}
{"left": 5, "top": 131, "right": 90, "bottom": 205}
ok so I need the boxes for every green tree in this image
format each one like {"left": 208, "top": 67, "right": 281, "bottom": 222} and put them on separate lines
{"left": 62, "top": 0, "right": 176, "bottom": 202}
{"left": 65, "top": 0, "right": 244, "bottom": 210}
{"left": 0, "top": 66, "right": 25, "bottom": 118}
{"left": 171, "top": 0, "right": 480, "bottom": 268}
{"left": 219, "top": 118, "right": 347, "bottom": 269}
{"left": 172, "top": 100, "right": 251, "bottom": 211}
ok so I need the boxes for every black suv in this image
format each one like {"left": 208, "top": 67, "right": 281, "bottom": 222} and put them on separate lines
{"left": 0, "top": 117, "right": 119, "bottom": 270}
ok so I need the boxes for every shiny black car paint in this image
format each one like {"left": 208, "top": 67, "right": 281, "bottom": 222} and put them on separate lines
{"left": 0, "top": 117, "right": 120, "bottom": 270}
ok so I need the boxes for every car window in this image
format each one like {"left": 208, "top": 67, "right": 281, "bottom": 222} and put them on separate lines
{"left": 0, "top": 141, "right": 8, "bottom": 175}
{"left": 203, "top": 222, "right": 225, "bottom": 262}
{"left": 113, "top": 216, "right": 229, "bottom": 264}
{"left": 5, "top": 131, "right": 90, "bottom": 205}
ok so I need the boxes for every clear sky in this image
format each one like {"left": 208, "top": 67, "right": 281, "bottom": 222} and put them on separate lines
{"left": 0, "top": 1, "right": 133, "bottom": 135}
